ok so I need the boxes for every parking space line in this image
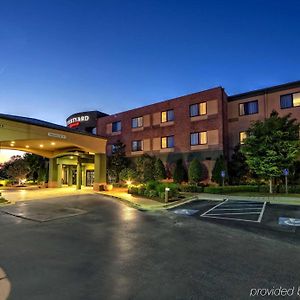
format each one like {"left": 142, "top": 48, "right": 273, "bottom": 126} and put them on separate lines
{"left": 200, "top": 199, "right": 229, "bottom": 216}
{"left": 201, "top": 215, "right": 261, "bottom": 223}
{"left": 200, "top": 199, "right": 267, "bottom": 223}
{"left": 258, "top": 202, "right": 267, "bottom": 223}
{"left": 213, "top": 207, "right": 262, "bottom": 211}
{"left": 207, "top": 212, "right": 261, "bottom": 216}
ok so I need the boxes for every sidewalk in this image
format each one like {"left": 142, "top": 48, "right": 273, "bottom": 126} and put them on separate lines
{"left": 99, "top": 189, "right": 300, "bottom": 210}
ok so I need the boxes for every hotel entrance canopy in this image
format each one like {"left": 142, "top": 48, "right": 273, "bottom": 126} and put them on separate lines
{"left": 0, "top": 113, "right": 107, "bottom": 190}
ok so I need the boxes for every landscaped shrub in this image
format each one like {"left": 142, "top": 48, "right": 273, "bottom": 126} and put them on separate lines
{"left": 173, "top": 159, "right": 188, "bottom": 183}
{"left": 203, "top": 185, "right": 266, "bottom": 194}
{"left": 149, "top": 190, "right": 158, "bottom": 198}
{"left": 119, "top": 168, "right": 137, "bottom": 182}
{"left": 179, "top": 184, "right": 204, "bottom": 193}
{"left": 212, "top": 155, "right": 228, "bottom": 185}
{"left": 154, "top": 158, "right": 167, "bottom": 180}
{"left": 188, "top": 158, "right": 202, "bottom": 184}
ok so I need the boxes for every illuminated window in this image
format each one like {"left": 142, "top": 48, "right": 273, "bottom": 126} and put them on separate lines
{"left": 239, "top": 131, "right": 247, "bottom": 144}
{"left": 190, "top": 132, "right": 207, "bottom": 145}
{"left": 161, "top": 136, "right": 174, "bottom": 149}
{"left": 280, "top": 92, "right": 300, "bottom": 108}
{"left": 161, "top": 109, "right": 174, "bottom": 123}
{"left": 189, "top": 102, "right": 207, "bottom": 117}
{"left": 112, "top": 121, "right": 121, "bottom": 132}
{"left": 239, "top": 100, "right": 258, "bottom": 116}
{"left": 199, "top": 102, "right": 207, "bottom": 115}
{"left": 200, "top": 131, "right": 207, "bottom": 144}
{"left": 132, "top": 140, "right": 143, "bottom": 151}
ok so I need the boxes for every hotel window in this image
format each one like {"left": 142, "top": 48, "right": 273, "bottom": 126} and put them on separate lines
{"left": 189, "top": 102, "right": 207, "bottom": 117}
{"left": 239, "top": 131, "right": 247, "bottom": 144}
{"left": 132, "top": 116, "right": 143, "bottom": 128}
{"left": 280, "top": 92, "right": 300, "bottom": 109}
{"left": 161, "top": 136, "right": 174, "bottom": 149}
{"left": 190, "top": 132, "right": 207, "bottom": 145}
{"left": 132, "top": 140, "right": 143, "bottom": 152}
{"left": 112, "top": 121, "right": 121, "bottom": 132}
{"left": 161, "top": 109, "right": 174, "bottom": 123}
{"left": 239, "top": 100, "right": 258, "bottom": 116}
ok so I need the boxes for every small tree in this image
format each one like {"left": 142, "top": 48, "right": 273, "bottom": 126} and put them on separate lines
{"left": 228, "top": 145, "right": 249, "bottom": 185}
{"left": 119, "top": 168, "right": 137, "bottom": 182}
{"left": 7, "top": 156, "right": 30, "bottom": 185}
{"left": 154, "top": 158, "right": 167, "bottom": 180}
{"left": 173, "top": 159, "right": 188, "bottom": 183}
{"left": 188, "top": 158, "right": 202, "bottom": 184}
{"left": 241, "top": 111, "right": 300, "bottom": 193}
{"left": 136, "top": 154, "right": 156, "bottom": 182}
{"left": 212, "top": 155, "right": 227, "bottom": 185}
{"left": 107, "top": 140, "right": 128, "bottom": 182}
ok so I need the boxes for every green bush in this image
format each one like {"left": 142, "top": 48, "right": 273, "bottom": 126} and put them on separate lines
{"left": 173, "top": 159, "right": 188, "bottom": 183}
{"left": 149, "top": 190, "right": 158, "bottom": 198}
{"left": 203, "top": 185, "right": 267, "bottom": 194}
{"left": 180, "top": 184, "right": 204, "bottom": 193}
{"left": 212, "top": 155, "right": 228, "bottom": 185}
{"left": 146, "top": 180, "right": 159, "bottom": 191}
{"left": 119, "top": 168, "right": 137, "bottom": 182}
{"left": 128, "top": 186, "right": 138, "bottom": 194}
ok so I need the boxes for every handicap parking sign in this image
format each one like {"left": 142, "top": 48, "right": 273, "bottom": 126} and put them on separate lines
{"left": 279, "top": 217, "right": 300, "bottom": 227}
{"left": 283, "top": 169, "right": 289, "bottom": 176}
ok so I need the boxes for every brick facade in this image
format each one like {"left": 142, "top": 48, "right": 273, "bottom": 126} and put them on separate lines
{"left": 80, "top": 80, "right": 300, "bottom": 181}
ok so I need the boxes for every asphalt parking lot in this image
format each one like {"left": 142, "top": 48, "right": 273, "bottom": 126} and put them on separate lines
{"left": 1, "top": 194, "right": 300, "bottom": 300}
{"left": 171, "top": 199, "right": 300, "bottom": 243}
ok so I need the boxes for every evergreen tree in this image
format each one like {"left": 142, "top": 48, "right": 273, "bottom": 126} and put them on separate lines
{"left": 228, "top": 145, "right": 249, "bottom": 185}
{"left": 212, "top": 155, "right": 227, "bottom": 185}
{"left": 136, "top": 154, "right": 156, "bottom": 182}
{"left": 154, "top": 158, "right": 167, "bottom": 180}
{"left": 107, "top": 140, "right": 128, "bottom": 182}
{"left": 173, "top": 159, "right": 188, "bottom": 183}
{"left": 188, "top": 158, "right": 202, "bottom": 184}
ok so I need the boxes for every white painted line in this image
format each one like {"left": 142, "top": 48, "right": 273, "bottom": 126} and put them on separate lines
{"left": 200, "top": 199, "right": 229, "bottom": 217}
{"left": 257, "top": 202, "right": 267, "bottom": 223}
{"left": 213, "top": 207, "right": 262, "bottom": 211}
{"left": 207, "top": 212, "right": 261, "bottom": 216}
{"left": 201, "top": 215, "right": 260, "bottom": 223}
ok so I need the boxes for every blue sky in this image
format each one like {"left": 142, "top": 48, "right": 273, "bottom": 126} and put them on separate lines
{"left": 0, "top": 0, "right": 300, "bottom": 127}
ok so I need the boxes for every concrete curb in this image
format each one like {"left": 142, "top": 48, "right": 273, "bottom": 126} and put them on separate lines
{"left": 0, "top": 268, "right": 11, "bottom": 300}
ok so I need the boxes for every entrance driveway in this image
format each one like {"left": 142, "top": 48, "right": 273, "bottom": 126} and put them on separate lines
{"left": 0, "top": 194, "right": 300, "bottom": 299}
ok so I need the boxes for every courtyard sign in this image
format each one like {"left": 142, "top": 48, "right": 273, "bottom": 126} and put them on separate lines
{"left": 67, "top": 115, "right": 90, "bottom": 126}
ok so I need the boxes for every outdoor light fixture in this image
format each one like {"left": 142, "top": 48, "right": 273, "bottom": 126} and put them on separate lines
{"left": 126, "top": 180, "right": 132, "bottom": 185}
{"left": 25, "top": 145, "right": 30, "bottom": 148}
{"left": 40, "top": 144, "right": 44, "bottom": 148}
{"left": 51, "top": 142, "right": 56, "bottom": 145}
{"left": 70, "top": 156, "right": 74, "bottom": 159}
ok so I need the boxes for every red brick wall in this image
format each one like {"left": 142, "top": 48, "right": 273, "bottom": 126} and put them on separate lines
{"left": 97, "top": 87, "right": 227, "bottom": 158}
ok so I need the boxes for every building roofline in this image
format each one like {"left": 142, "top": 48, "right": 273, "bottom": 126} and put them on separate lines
{"left": 105, "top": 86, "right": 224, "bottom": 117}
{"left": 0, "top": 113, "right": 107, "bottom": 140}
{"left": 228, "top": 80, "right": 300, "bottom": 101}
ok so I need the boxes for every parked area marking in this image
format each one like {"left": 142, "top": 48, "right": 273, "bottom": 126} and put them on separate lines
{"left": 201, "top": 199, "right": 266, "bottom": 223}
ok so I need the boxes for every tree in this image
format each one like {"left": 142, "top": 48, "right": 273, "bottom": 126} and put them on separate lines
{"left": 119, "top": 168, "right": 137, "bottom": 182}
{"left": 154, "top": 158, "right": 167, "bottom": 180}
{"left": 212, "top": 155, "right": 227, "bottom": 185}
{"left": 23, "top": 153, "right": 48, "bottom": 183}
{"left": 107, "top": 140, "right": 128, "bottom": 182}
{"left": 228, "top": 145, "right": 250, "bottom": 185}
{"left": 173, "top": 159, "right": 188, "bottom": 183}
{"left": 6, "top": 156, "right": 30, "bottom": 185}
{"left": 136, "top": 154, "right": 156, "bottom": 182}
{"left": 241, "top": 111, "right": 300, "bottom": 193}
{"left": 188, "top": 158, "right": 202, "bottom": 184}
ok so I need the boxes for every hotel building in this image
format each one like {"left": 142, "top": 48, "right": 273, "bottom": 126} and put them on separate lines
{"left": 79, "top": 80, "right": 298, "bottom": 180}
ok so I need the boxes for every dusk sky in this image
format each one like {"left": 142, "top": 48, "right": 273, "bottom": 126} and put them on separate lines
{"left": 1, "top": 0, "right": 300, "bottom": 161}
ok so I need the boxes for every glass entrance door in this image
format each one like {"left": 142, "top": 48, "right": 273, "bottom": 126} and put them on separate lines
{"left": 86, "top": 170, "right": 94, "bottom": 186}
